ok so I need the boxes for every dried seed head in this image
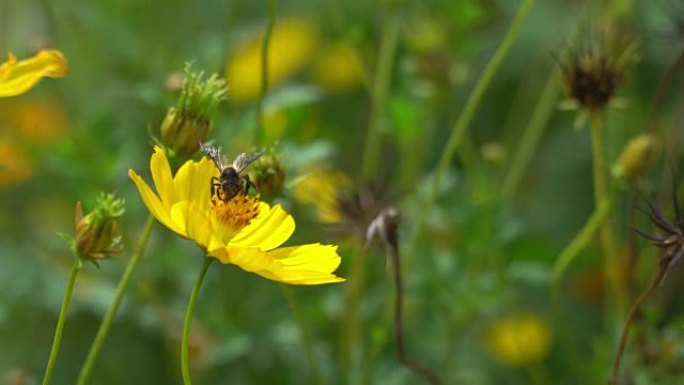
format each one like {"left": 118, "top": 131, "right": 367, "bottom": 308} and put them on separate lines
{"left": 635, "top": 193, "right": 684, "bottom": 285}
{"left": 560, "top": 37, "right": 638, "bottom": 111}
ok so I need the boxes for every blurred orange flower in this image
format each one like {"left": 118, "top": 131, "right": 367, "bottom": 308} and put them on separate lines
{"left": 8, "top": 100, "right": 69, "bottom": 142}
{"left": 0, "top": 139, "right": 34, "bottom": 188}
{"left": 226, "top": 18, "right": 318, "bottom": 103}
{"left": 0, "top": 50, "right": 67, "bottom": 97}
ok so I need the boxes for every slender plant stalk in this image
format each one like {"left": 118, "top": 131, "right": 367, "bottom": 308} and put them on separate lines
{"left": 42, "top": 259, "right": 82, "bottom": 385}
{"left": 181, "top": 256, "right": 214, "bottom": 385}
{"left": 388, "top": 240, "right": 442, "bottom": 385}
{"left": 610, "top": 268, "right": 665, "bottom": 385}
{"left": 501, "top": 68, "right": 561, "bottom": 200}
{"left": 550, "top": 193, "right": 614, "bottom": 287}
{"left": 281, "top": 286, "right": 324, "bottom": 385}
{"left": 361, "top": 10, "right": 400, "bottom": 180}
{"left": 340, "top": 246, "right": 366, "bottom": 378}
{"left": 589, "top": 111, "right": 625, "bottom": 315}
{"left": 429, "top": 0, "right": 536, "bottom": 200}
{"left": 255, "top": 0, "right": 277, "bottom": 144}
{"left": 409, "top": 0, "right": 536, "bottom": 249}
{"left": 77, "top": 215, "right": 155, "bottom": 385}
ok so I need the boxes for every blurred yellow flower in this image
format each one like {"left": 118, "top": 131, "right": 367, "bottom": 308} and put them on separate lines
{"left": 292, "top": 168, "right": 351, "bottom": 224}
{"left": 0, "top": 50, "right": 68, "bottom": 97}
{"left": 485, "top": 312, "right": 552, "bottom": 367}
{"left": 312, "top": 42, "right": 365, "bottom": 93}
{"left": 129, "top": 147, "right": 344, "bottom": 285}
{"left": 0, "top": 139, "right": 34, "bottom": 188}
{"left": 8, "top": 100, "right": 69, "bottom": 142}
{"left": 226, "top": 18, "right": 318, "bottom": 103}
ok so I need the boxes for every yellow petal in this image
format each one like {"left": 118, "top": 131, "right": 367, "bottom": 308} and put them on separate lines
{"left": 150, "top": 146, "right": 178, "bottom": 207}
{"left": 128, "top": 169, "right": 176, "bottom": 230}
{"left": 230, "top": 203, "right": 294, "bottom": 250}
{"left": 173, "top": 156, "right": 216, "bottom": 210}
{"left": 209, "top": 243, "right": 345, "bottom": 285}
{"left": 177, "top": 201, "right": 225, "bottom": 251}
{"left": 0, "top": 50, "right": 68, "bottom": 97}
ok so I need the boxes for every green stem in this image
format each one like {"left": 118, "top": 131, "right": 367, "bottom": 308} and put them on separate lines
{"left": 281, "top": 286, "right": 324, "bottom": 385}
{"left": 550, "top": 193, "right": 614, "bottom": 288}
{"left": 409, "top": 0, "right": 536, "bottom": 248}
{"left": 428, "top": 0, "right": 536, "bottom": 202}
{"left": 255, "top": 0, "right": 277, "bottom": 145}
{"left": 181, "top": 256, "right": 214, "bottom": 385}
{"left": 589, "top": 111, "right": 625, "bottom": 315}
{"left": 42, "top": 259, "right": 82, "bottom": 385}
{"left": 340, "top": 246, "right": 366, "bottom": 379}
{"left": 361, "top": 11, "right": 400, "bottom": 180}
{"left": 77, "top": 215, "right": 155, "bottom": 385}
{"left": 501, "top": 68, "right": 561, "bottom": 201}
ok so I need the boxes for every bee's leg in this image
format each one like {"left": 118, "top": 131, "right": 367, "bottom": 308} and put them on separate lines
{"left": 210, "top": 177, "right": 220, "bottom": 197}
{"left": 242, "top": 174, "right": 258, "bottom": 194}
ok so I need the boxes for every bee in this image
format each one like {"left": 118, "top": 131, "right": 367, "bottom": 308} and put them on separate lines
{"left": 200, "top": 142, "right": 263, "bottom": 201}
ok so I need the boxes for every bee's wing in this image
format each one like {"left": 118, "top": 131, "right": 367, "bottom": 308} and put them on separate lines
{"left": 232, "top": 151, "right": 264, "bottom": 173}
{"left": 200, "top": 142, "right": 227, "bottom": 169}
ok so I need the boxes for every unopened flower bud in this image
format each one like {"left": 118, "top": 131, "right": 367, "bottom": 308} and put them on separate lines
{"left": 74, "top": 193, "right": 125, "bottom": 262}
{"left": 248, "top": 148, "right": 285, "bottom": 200}
{"left": 160, "top": 63, "right": 227, "bottom": 158}
{"left": 613, "top": 133, "right": 659, "bottom": 181}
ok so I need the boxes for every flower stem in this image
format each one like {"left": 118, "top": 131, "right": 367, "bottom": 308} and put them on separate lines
{"left": 409, "top": 0, "right": 536, "bottom": 249}
{"left": 42, "top": 259, "right": 81, "bottom": 385}
{"left": 428, "top": 0, "right": 535, "bottom": 201}
{"left": 589, "top": 111, "right": 625, "bottom": 315}
{"left": 550, "top": 193, "right": 614, "bottom": 288}
{"left": 340, "top": 246, "right": 367, "bottom": 380}
{"left": 610, "top": 268, "right": 664, "bottom": 385}
{"left": 181, "top": 256, "right": 214, "bottom": 385}
{"left": 77, "top": 215, "right": 155, "bottom": 385}
{"left": 255, "top": 0, "right": 277, "bottom": 145}
{"left": 501, "top": 67, "right": 561, "bottom": 201}
{"left": 388, "top": 239, "right": 441, "bottom": 385}
{"left": 281, "top": 286, "right": 324, "bottom": 385}
{"left": 361, "top": 9, "right": 400, "bottom": 180}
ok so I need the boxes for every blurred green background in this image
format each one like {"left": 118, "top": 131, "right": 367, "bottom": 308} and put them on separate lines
{"left": 2, "top": 0, "right": 684, "bottom": 384}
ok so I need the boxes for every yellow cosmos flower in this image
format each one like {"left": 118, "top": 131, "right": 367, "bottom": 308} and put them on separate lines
{"left": 0, "top": 50, "right": 68, "bottom": 97}
{"left": 128, "top": 146, "right": 344, "bottom": 285}
{"left": 485, "top": 312, "right": 553, "bottom": 367}
{"left": 226, "top": 18, "right": 318, "bottom": 103}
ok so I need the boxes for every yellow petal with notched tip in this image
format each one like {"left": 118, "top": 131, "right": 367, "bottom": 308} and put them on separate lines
{"left": 230, "top": 203, "right": 294, "bottom": 250}
{"left": 0, "top": 50, "right": 68, "bottom": 97}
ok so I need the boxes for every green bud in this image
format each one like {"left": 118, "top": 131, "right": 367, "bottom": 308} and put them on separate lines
{"left": 248, "top": 148, "right": 285, "bottom": 200}
{"left": 612, "top": 133, "right": 659, "bottom": 181}
{"left": 160, "top": 63, "right": 228, "bottom": 158}
{"left": 74, "top": 193, "right": 125, "bottom": 262}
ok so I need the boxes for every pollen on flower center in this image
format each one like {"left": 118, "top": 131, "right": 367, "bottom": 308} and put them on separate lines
{"left": 211, "top": 192, "right": 260, "bottom": 231}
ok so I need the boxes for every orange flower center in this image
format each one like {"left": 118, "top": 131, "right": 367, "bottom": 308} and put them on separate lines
{"left": 211, "top": 192, "right": 260, "bottom": 231}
